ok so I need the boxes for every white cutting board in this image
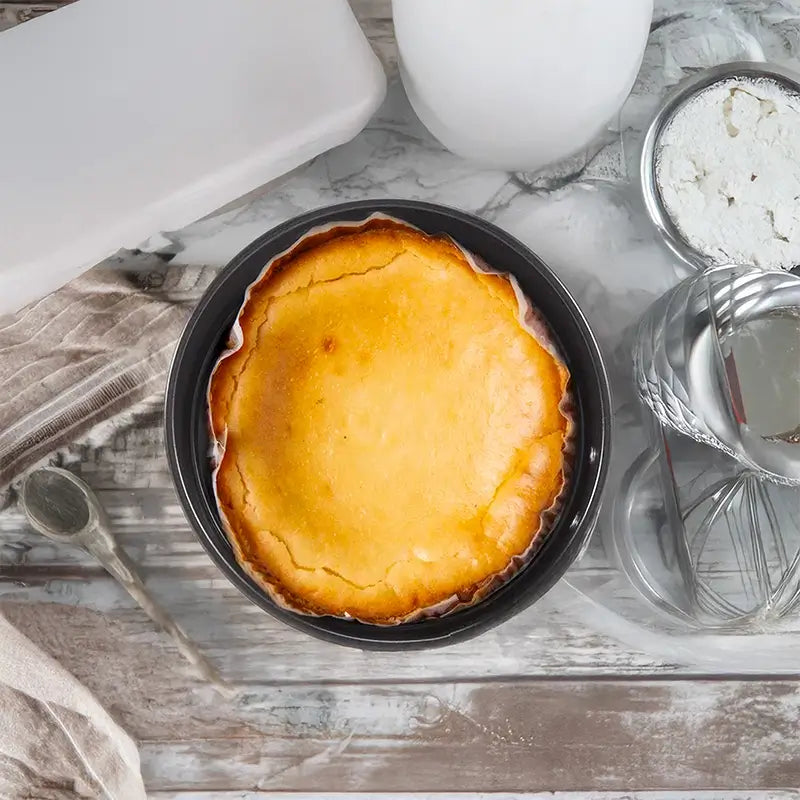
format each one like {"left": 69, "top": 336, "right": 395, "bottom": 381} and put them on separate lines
{"left": 0, "top": 0, "right": 386, "bottom": 314}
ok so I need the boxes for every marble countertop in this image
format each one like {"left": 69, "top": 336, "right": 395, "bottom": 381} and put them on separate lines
{"left": 2, "top": 0, "right": 800, "bottom": 794}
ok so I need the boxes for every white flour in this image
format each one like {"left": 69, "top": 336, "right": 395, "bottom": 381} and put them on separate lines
{"left": 656, "top": 77, "right": 800, "bottom": 269}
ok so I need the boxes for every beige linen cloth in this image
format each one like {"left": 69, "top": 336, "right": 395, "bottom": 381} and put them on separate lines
{"left": 0, "top": 255, "right": 216, "bottom": 798}
{"left": 0, "top": 613, "right": 145, "bottom": 799}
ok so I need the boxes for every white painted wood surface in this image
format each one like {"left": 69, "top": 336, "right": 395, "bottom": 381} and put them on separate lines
{"left": 2, "top": 1, "right": 800, "bottom": 795}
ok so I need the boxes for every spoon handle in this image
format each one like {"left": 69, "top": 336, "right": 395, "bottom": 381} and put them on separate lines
{"left": 80, "top": 526, "right": 235, "bottom": 698}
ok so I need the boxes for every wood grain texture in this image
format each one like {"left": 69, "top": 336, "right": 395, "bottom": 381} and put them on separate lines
{"left": 2, "top": 597, "right": 799, "bottom": 791}
{"left": 350, "top": 0, "right": 397, "bottom": 75}
{"left": 137, "top": 679, "right": 800, "bottom": 791}
{"left": 149, "top": 796, "right": 800, "bottom": 800}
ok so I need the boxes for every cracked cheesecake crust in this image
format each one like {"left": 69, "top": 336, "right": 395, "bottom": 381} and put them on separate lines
{"left": 208, "top": 216, "right": 573, "bottom": 623}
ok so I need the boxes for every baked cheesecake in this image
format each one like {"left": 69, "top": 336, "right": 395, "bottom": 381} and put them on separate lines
{"left": 208, "top": 216, "right": 573, "bottom": 623}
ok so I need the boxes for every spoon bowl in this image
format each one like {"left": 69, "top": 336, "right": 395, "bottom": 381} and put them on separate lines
{"left": 21, "top": 466, "right": 96, "bottom": 541}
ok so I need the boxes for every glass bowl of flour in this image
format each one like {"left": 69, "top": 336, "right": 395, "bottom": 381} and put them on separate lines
{"left": 641, "top": 61, "right": 800, "bottom": 271}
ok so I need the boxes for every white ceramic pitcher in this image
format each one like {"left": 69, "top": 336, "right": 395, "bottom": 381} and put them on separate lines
{"left": 394, "top": 0, "right": 653, "bottom": 170}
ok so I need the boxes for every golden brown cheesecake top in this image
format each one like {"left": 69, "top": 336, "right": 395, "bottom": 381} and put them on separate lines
{"left": 208, "top": 218, "right": 572, "bottom": 623}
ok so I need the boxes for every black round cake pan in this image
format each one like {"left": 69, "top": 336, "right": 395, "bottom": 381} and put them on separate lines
{"left": 165, "top": 199, "right": 611, "bottom": 650}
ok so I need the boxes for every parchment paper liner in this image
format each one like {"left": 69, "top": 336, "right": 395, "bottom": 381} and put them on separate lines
{"left": 208, "top": 214, "right": 577, "bottom": 625}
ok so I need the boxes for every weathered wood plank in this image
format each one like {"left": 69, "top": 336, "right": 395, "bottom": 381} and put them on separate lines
{"left": 136, "top": 678, "right": 800, "bottom": 791}
{"left": 0, "top": 575, "right": 675, "bottom": 684}
{"left": 3, "top": 606, "right": 798, "bottom": 792}
{"left": 148, "top": 795, "right": 800, "bottom": 800}
{"left": 106, "top": 678, "right": 800, "bottom": 791}
{"left": 350, "top": 0, "right": 397, "bottom": 75}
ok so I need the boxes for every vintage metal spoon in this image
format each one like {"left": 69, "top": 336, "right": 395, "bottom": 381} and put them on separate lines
{"left": 20, "top": 466, "right": 234, "bottom": 697}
